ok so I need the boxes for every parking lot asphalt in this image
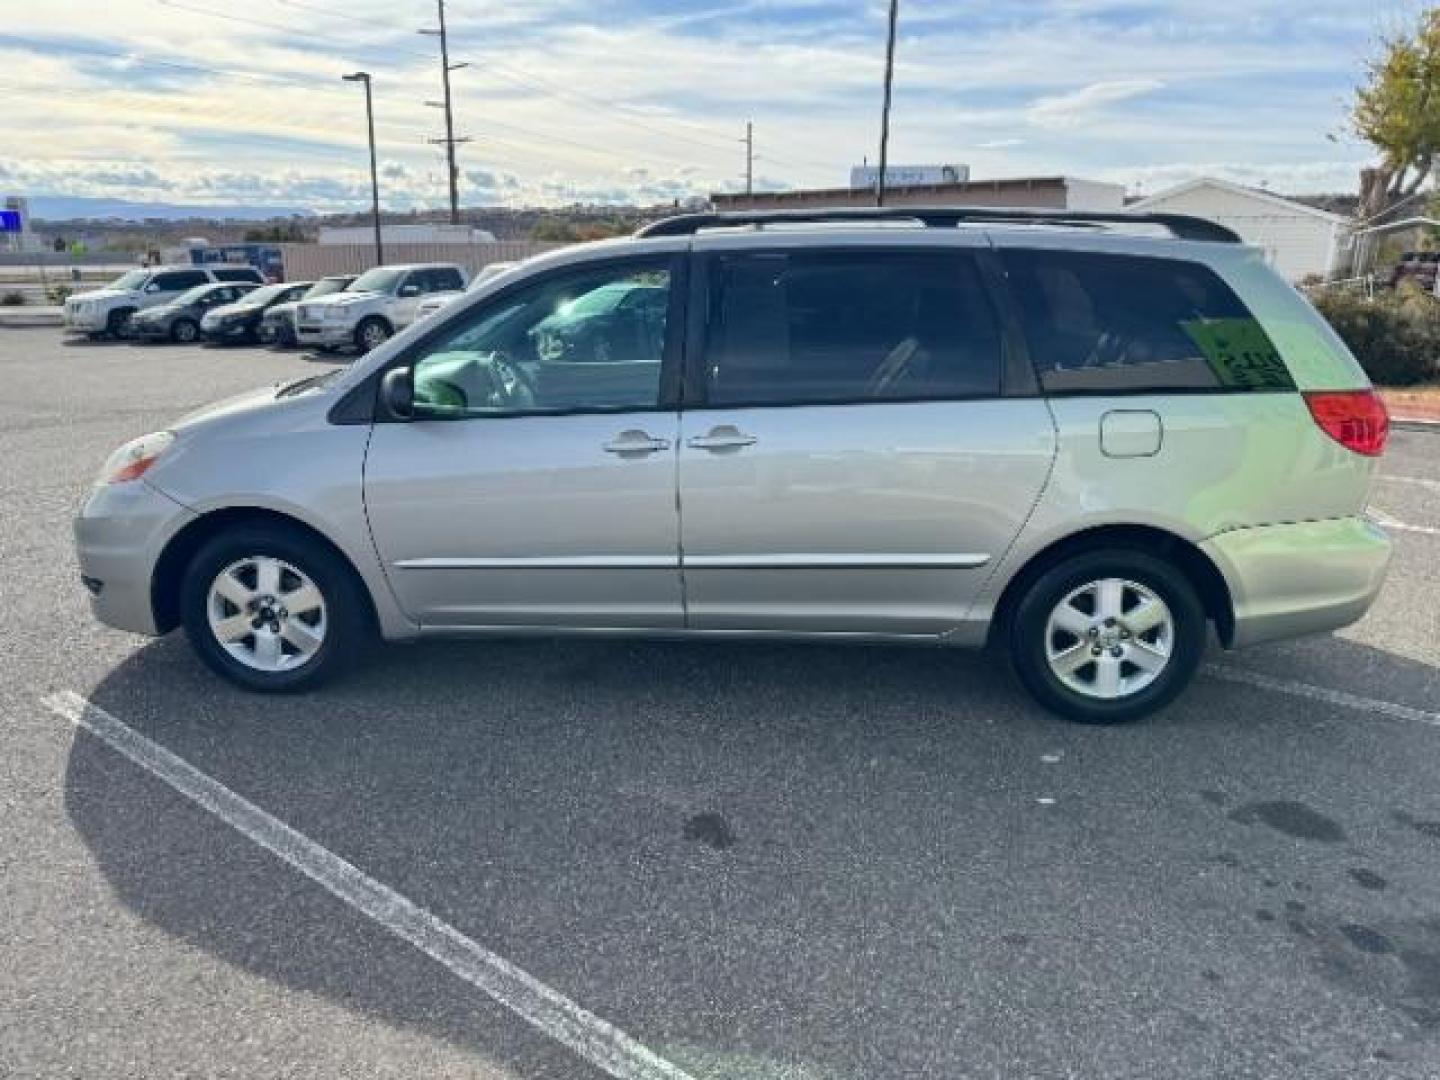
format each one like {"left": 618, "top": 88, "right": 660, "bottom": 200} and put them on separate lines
{"left": 3, "top": 326, "right": 1440, "bottom": 1079}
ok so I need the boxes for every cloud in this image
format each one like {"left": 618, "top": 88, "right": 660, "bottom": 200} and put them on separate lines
{"left": 0, "top": 0, "right": 1387, "bottom": 212}
{"left": 1027, "top": 79, "right": 1166, "bottom": 127}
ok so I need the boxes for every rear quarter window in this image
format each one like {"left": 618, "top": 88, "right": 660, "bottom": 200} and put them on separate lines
{"left": 1001, "top": 249, "right": 1294, "bottom": 393}
{"left": 212, "top": 266, "right": 263, "bottom": 283}
{"left": 153, "top": 270, "right": 209, "bottom": 291}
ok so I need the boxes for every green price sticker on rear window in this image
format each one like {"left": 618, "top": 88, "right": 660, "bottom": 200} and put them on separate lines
{"left": 1182, "top": 318, "right": 1293, "bottom": 390}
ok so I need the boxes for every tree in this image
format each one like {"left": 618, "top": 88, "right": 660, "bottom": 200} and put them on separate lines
{"left": 1353, "top": 9, "right": 1440, "bottom": 222}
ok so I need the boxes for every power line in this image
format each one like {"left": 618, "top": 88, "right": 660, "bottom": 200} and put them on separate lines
{"left": 266, "top": 0, "right": 837, "bottom": 174}
{"left": 418, "top": 0, "right": 467, "bottom": 223}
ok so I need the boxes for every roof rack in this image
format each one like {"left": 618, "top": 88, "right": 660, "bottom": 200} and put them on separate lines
{"left": 635, "top": 205, "right": 1242, "bottom": 244}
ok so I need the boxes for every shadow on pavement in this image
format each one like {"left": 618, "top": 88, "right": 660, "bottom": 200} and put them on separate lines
{"left": 63, "top": 631, "right": 1440, "bottom": 1077}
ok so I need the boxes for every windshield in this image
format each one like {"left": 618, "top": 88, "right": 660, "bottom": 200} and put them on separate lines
{"left": 305, "top": 276, "right": 354, "bottom": 299}
{"left": 348, "top": 267, "right": 407, "bottom": 294}
{"left": 467, "top": 263, "right": 515, "bottom": 291}
{"left": 108, "top": 269, "right": 150, "bottom": 291}
{"left": 172, "top": 284, "right": 220, "bottom": 306}
{"left": 243, "top": 284, "right": 288, "bottom": 306}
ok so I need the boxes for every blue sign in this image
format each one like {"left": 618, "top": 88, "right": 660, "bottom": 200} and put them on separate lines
{"left": 0, "top": 210, "right": 21, "bottom": 233}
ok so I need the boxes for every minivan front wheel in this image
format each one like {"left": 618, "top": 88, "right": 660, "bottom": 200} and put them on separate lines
{"left": 1009, "top": 548, "right": 1205, "bottom": 724}
{"left": 179, "top": 525, "right": 367, "bottom": 692}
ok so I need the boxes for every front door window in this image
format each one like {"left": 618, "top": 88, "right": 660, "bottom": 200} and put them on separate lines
{"left": 409, "top": 259, "right": 672, "bottom": 416}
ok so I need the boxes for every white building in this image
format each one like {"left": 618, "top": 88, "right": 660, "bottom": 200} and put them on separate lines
{"left": 1129, "top": 177, "right": 1348, "bottom": 282}
{"left": 318, "top": 223, "right": 497, "bottom": 246}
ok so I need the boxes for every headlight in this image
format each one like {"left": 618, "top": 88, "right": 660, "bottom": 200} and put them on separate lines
{"left": 97, "top": 431, "right": 175, "bottom": 485}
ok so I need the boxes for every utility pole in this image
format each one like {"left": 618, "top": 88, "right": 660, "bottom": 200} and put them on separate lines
{"left": 420, "top": 0, "right": 470, "bottom": 224}
{"left": 744, "top": 120, "right": 754, "bottom": 196}
{"left": 876, "top": 0, "right": 900, "bottom": 207}
{"left": 342, "top": 72, "right": 384, "bottom": 265}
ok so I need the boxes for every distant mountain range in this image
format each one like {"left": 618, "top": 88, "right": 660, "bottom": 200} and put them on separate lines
{"left": 28, "top": 196, "right": 311, "bottom": 222}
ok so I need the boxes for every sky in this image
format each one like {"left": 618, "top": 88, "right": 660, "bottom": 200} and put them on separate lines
{"left": 0, "top": 0, "right": 1420, "bottom": 214}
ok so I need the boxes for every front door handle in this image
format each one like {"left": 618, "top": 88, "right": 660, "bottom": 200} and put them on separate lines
{"left": 603, "top": 429, "right": 671, "bottom": 455}
{"left": 687, "top": 425, "right": 757, "bottom": 451}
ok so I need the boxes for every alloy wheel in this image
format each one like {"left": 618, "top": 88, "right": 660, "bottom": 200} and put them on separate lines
{"left": 1043, "top": 577, "right": 1174, "bottom": 700}
{"left": 206, "top": 556, "right": 327, "bottom": 673}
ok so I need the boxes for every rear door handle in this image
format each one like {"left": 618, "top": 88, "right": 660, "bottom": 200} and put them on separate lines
{"left": 603, "top": 429, "right": 671, "bottom": 455}
{"left": 687, "top": 425, "right": 757, "bottom": 451}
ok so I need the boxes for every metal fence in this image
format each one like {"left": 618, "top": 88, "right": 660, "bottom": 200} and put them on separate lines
{"left": 1301, "top": 275, "right": 1377, "bottom": 301}
{"left": 278, "top": 240, "right": 566, "bottom": 281}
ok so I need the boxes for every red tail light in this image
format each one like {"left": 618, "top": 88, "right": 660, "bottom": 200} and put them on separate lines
{"left": 1303, "top": 390, "right": 1389, "bottom": 456}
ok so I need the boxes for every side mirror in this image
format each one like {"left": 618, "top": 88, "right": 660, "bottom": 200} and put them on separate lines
{"left": 144, "top": 282, "right": 161, "bottom": 293}
{"left": 380, "top": 367, "right": 415, "bottom": 421}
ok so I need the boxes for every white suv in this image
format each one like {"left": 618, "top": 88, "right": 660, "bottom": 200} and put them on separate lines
{"left": 63, "top": 264, "right": 265, "bottom": 339}
{"left": 294, "top": 263, "right": 467, "bottom": 353}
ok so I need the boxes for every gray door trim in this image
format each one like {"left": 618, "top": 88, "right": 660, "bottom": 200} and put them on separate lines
{"left": 685, "top": 553, "right": 991, "bottom": 569}
{"left": 394, "top": 555, "right": 680, "bottom": 570}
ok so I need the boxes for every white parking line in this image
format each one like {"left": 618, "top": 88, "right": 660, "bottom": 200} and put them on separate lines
{"left": 1368, "top": 507, "right": 1440, "bottom": 537}
{"left": 1378, "top": 474, "right": 1440, "bottom": 493}
{"left": 1204, "top": 665, "right": 1440, "bottom": 729}
{"left": 41, "top": 690, "right": 695, "bottom": 1080}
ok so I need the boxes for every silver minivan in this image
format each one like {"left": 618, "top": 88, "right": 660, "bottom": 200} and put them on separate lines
{"left": 75, "top": 208, "right": 1392, "bottom": 722}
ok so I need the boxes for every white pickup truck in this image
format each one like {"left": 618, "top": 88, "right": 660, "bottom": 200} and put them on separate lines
{"left": 63, "top": 264, "right": 265, "bottom": 339}
{"left": 294, "top": 263, "right": 467, "bottom": 353}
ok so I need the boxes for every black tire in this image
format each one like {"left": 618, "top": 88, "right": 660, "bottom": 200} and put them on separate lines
{"left": 179, "top": 524, "right": 371, "bottom": 692}
{"left": 257, "top": 323, "right": 277, "bottom": 345}
{"left": 1008, "top": 547, "right": 1206, "bottom": 724}
{"left": 171, "top": 318, "right": 200, "bottom": 344}
{"left": 106, "top": 307, "right": 135, "bottom": 339}
{"left": 354, "top": 315, "right": 391, "bottom": 353}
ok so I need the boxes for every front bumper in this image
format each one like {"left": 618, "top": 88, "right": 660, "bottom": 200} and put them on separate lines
{"left": 75, "top": 480, "right": 196, "bottom": 636}
{"left": 62, "top": 307, "right": 109, "bottom": 332}
{"left": 296, "top": 322, "right": 355, "bottom": 346}
{"left": 1201, "top": 516, "right": 1392, "bottom": 647}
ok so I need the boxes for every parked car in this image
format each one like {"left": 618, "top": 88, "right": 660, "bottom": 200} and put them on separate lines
{"left": 130, "top": 282, "right": 259, "bottom": 343}
{"left": 201, "top": 281, "right": 313, "bottom": 344}
{"left": 529, "top": 279, "right": 668, "bottom": 365}
{"left": 294, "top": 263, "right": 466, "bottom": 353}
{"left": 74, "top": 207, "right": 1392, "bottom": 722}
{"left": 414, "top": 261, "right": 516, "bottom": 321}
{"left": 1384, "top": 250, "right": 1440, "bottom": 291}
{"left": 261, "top": 275, "right": 357, "bottom": 346}
{"left": 62, "top": 264, "right": 265, "bottom": 339}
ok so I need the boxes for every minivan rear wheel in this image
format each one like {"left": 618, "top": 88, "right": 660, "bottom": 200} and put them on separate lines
{"left": 1009, "top": 548, "right": 1205, "bottom": 724}
{"left": 179, "top": 525, "right": 368, "bottom": 692}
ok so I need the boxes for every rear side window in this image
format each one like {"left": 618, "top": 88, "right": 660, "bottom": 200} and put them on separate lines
{"left": 428, "top": 267, "right": 465, "bottom": 292}
{"left": 1001, "top": 250, "right": 1294, "bottom": 392}
{"left": 153, "top": 270, "right": 208, "bottom": 291}
{"left": 703, "top": 250, "right": 1004, "bottom": 407}
{"left": 212, "top": 266, "right": 262, "bottom": 283}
